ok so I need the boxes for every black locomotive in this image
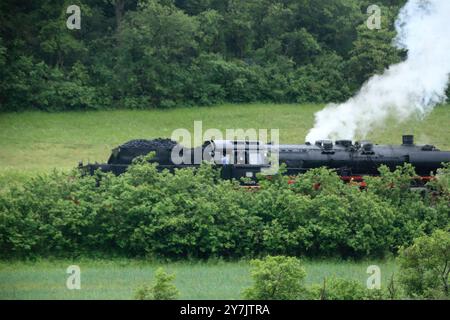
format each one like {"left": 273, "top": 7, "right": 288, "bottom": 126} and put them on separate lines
{"left": 80, "top": 135, "right": 450, "bottom": 182}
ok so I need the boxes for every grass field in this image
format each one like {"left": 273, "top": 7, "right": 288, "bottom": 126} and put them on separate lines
{"left": 1, "top": 103, "right": 449, "bottom": 175}
{"left": 0, "top": 259, "right": 396, "bottom": 300}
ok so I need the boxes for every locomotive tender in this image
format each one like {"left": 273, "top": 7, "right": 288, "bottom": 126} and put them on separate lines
{"left": 80, "top": 135, "right": 450, "bottom": 182}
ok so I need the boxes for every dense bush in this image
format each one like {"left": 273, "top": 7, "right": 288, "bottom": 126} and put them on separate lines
{"left": 309, "top": 277, "right": 366, "bottom": 300}
{"left": 398, "top": 229, "right": 450, "bottom": 299}
{"left": 242, "top": 255, "right": 307, "bottom": 300}
{"left": 134, "top": 267, "right": 179, "bottom": 300}
{"left": 0, "top": 158, "right": 448, "bottom": 259}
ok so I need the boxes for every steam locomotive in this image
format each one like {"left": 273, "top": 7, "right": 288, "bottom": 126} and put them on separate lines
{"left": 80, "top": 135, "right": 450, "bottom": 183}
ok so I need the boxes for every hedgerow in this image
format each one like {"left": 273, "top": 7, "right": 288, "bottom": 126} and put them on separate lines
{"left": 0, "top": 159, "right": 448, "bottom": 259}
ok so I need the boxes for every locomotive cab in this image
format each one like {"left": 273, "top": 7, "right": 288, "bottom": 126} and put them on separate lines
{"left": 203, "top": 140, "right": 271, "bottom": 182}
{"left": 203, "top": 140, "right": 269, "bottom": 166}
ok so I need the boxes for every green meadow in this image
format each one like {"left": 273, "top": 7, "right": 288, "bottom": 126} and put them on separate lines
{"left": 0, "top": 259, "right": 396, "bottom": 300}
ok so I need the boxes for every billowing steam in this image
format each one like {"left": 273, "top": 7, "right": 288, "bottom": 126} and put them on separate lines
{"left": 306, "top": 0, "right": 450, "bottom": 143}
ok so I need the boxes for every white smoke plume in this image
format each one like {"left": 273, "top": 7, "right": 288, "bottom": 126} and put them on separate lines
{"left": 306, "top": 0, "right": 450, "bottom": 143}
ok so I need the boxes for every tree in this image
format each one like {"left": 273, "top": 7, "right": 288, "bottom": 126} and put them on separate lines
{"left": 345, "top": 4, "right": 403, "bottom": 90}
{"left": 134, "top": 267, "right": 180, "bottom": 300}
{"left": 115, "top": 0, "right": 200, "bottom": 107}
{"left": 242, "top": 256, "right": 307, "bottom": 300}
{"left": 293, "top": 0, "right": 363, "bottom": 56}
{"left": 398, "top": 229, "right": 450, "bottom": 299}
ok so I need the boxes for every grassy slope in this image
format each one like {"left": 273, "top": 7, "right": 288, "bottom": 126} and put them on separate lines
{"left": 0, "top": 259, "right": 396, "bottom": 300}
{"left": 0, "top": 103, "right": 449, "bottom": 175}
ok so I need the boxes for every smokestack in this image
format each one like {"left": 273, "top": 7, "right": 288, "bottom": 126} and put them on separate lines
{"left": 402, "top": 135, "right": 414, "bottom": 146}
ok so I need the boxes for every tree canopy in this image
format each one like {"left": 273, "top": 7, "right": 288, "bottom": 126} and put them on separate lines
{"left": 1, "top": 0, "right": 431, "bottom": 111}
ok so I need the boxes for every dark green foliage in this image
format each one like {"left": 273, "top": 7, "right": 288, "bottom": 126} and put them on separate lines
{"left": 134, "top": 267, "right": 180, "bottom": 300}
{"left": 345, "top": 4, "right": 404, "bottom": 90}
{"left": 0, "top": 159, "right": 448, "bottom": 259}
{"left": 242, "top": 255, "right": 307, "bottom": 300}
{"left": 308, "top": 277, "right": 390, "bottom": 300}
{"left": 398, "top": 229, "right": 450, "bottom": 299}
{"left": 0, "top": 0, "right": 432, "bottom": 110}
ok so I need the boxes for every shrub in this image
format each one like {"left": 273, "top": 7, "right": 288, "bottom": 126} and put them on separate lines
{"left": 428, "top": 162, "right": 450, "bottom": 196}
{"left": 379, "top": 273, "right": 403, "bottom": 300}
{"left": 242, "top": 256, "right": 307, "bottom": 300}
{"left": 398, "top": 229, "right": 450, "bottom": 299}
{"left": 308, "top": 277, "right": 390, "bottom": 300}
{"left": 134, "top": 267, "right": 179, "bottom": 300}
{"left": 315, "top": 277, "right": 366, "bottom": 300}
{"left": 0, "top": 162, "right": 447, "bottom": 260}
